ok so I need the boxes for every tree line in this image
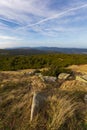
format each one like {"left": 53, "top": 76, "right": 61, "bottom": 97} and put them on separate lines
{"left": 0, "top": 53, "right": 87, "bottom": 76}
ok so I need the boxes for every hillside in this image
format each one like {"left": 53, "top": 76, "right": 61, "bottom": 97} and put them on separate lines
{"left": 0, "top": 65, "right": 87, "bottom": 130}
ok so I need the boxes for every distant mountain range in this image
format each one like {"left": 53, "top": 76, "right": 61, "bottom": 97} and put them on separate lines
{"left": 0, "top": 47, "right": 45, "bottom": 55}
{"left": 0, "top": 47, "right": 87, "bottom": 55}
{"left": 35, "top": 47, "right": 87, "bottom": 54}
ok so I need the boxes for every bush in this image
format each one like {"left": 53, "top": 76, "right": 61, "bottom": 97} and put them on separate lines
{"left": 42, "top": 65, "right": 72, "bottom": 77}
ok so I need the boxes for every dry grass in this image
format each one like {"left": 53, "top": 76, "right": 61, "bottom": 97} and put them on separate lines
{"left": 47, "top": 95, "right": 83, "bottom": 130}
{"left": 68, "top": 64, "right": 87, "bottom": 74}
{"left": 60, "top": 80, "right": 87, "bottom": 92}
{"left": 28, "top": 92, "right": 85, "bottom": 130}
{"left": 0, "top": 70, "right": 87, "bottom": 130}
{"left": 0, "top": 71, "right": 47, "bottom": 130}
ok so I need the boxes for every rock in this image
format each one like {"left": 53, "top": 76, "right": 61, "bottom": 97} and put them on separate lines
{"left": 84, "top": 95, "right": 87, "bottom": 103}
{"left": 35, "top": 73, "right": 42, "bottom": 76}
{"left": 58, "top": 73, "right": 70, "bottom": 80}
{"left": 30, "top": 92, "right": 45, "bottom": 121}
{"left": 41, "top": 76, "right": 57, "bottom": 82}
{"left": 82, "top": 75, "right": 87, "bottom": 81}
{"left": 24, "top": 71, "right": 35, "bottom": 76}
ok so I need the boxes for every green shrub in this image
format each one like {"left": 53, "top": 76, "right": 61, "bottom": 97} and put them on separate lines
{"left": 42, "top": 65, "right": 72, "bottom": 77}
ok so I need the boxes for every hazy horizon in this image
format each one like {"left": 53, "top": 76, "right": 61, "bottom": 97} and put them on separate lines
{"left": 1, "top": 46, "right": 87, "bottom": 50}
{"left": 0, "top": 0, "right": 87, "bottom": 48}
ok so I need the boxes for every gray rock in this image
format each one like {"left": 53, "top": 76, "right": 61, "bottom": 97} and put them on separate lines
{"left": 41, "top": 76, "right": 57, "bottom": 82}
{"left": 30, "top": 92, "right": 45, "bottom": 121}
{"left": 35, "top": 73, "right": 42, "bottom": 76}
{"left": 58, "top": 73, "right": 70, "bottom": 80}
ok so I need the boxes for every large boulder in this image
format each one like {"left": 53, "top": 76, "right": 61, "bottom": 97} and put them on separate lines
{"left": 30, "top": 92, "right": 46, "bottom": 121}
{"left": 58, "top": 73, "right": 70, "bottom": 80}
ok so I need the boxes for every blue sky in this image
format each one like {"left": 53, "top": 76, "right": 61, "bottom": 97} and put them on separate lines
{"left": 0, "top": 0, "right": 87, "bottom": 48}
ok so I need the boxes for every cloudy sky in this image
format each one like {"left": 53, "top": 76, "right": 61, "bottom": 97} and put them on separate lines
{"left": 0, "top": 0, "right": 87, "bottom": 48}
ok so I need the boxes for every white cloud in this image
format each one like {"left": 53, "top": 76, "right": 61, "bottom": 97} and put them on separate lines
{"left": 0, "top": 0, "right": 87, "bottom": 48}
{"left": 0, "top": 41, "right": 21, "bottom": 48}
{"left": 0, "top": 35, "right": 14, "bottom": 40}
{"left": 0, "top": 35, "right": 21, "bottom": 41}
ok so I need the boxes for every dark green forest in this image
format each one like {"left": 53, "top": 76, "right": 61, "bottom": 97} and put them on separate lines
{"left": 0, "top": 53, "right": 87, "bottom": 76}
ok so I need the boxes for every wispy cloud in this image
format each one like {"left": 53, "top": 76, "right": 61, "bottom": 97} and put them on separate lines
{"left": 0, "top": 0, "right": 87, "bottom": 48}
{"left": 16, "top": 3, "right": 87, "bottom": 30}
{"left": 0, "top": 35, "right": 15, "bottom": 40}
{"left": 0, "top": 35, "right": 22, "bottom": 41}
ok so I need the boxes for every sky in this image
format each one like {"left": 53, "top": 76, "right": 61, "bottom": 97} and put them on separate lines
{"left": 0, "top": 0, "right": 87, "bottom": 48}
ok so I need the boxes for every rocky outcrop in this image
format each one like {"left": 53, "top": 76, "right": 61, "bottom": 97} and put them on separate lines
{"left": 58, "top": 73, "right": 71, "bottom": 80}
{"left": 30, "top": 92, "right": 46, "bottom": 121}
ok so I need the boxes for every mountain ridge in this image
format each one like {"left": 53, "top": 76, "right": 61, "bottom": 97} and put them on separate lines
{"left": 0, "top": 47, "right": 87, "bottom": 55}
